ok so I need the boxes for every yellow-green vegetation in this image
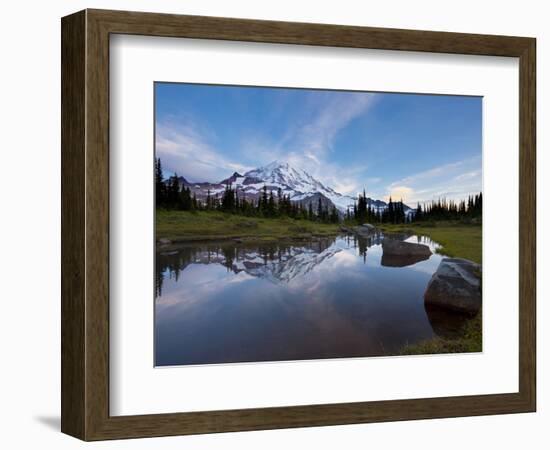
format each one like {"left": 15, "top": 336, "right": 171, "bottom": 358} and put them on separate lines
{"left": 156, "top": 209, "right": 340, "bottom": 242}
{"left": 401, "top": 312, "right": 482, "bottom": 355}
{"left": 378, "top": 221, "right": 482, "bottom": 355}
{"left": 377, "top": 221, "right": 482, "bottom": 264}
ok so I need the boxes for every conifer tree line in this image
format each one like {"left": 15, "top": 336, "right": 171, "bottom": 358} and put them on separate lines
{"left": 345, "top": 190, "right": 483, "bottom": 224}
{"left": 155, "top": 158, "right": 198, "bottom": 210}
{"left": 346, "top": 190, "right": 409, "bottom": 224}
{"left": 156, "top": 158, "right": 482, "bottom": 225}
{"left": 155, "top": 158, "right": 340, "bottom": 223}
{"left": 414, "top": 193, "right": 482, "bottom": 222}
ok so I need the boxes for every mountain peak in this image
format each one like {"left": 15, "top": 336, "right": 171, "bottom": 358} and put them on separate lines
{"left": 169, "top": 161, "right": 404, "bottom": 215}
{"left": 219, "top": 171, "right": 244, "bottom": 185}
{"left": 263, "top": 160, "right": 290, "bottom": 171}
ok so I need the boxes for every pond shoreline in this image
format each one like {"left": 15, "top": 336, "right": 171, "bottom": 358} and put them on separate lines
{"left": 155, "top": 232, "right": 482, "bottom": 363}
{"left": 155, "top": 233, "right": 447, "bottom": 365}
{"left": 156, "top": 212, "right": 483, "bottom": 359}
{"left": 156, "top": 233, "right": 343, "bottom": 253}
{"left": 156, "top": 209, "right": 341, "bottom": 245}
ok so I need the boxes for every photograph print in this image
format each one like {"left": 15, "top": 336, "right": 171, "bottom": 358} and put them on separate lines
{"left": 154, "top": 83, "right": 482, "bottom": 367}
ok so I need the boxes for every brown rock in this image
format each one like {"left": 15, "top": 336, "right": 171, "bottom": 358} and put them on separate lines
{"left": 424, "top": 258, "right": 482, "bottom": 314}
{"left": 381, "top": 238, "right": 431, "bottom": 267}
{"left": 381, "top": 238, "right": 431, "bottom": 257}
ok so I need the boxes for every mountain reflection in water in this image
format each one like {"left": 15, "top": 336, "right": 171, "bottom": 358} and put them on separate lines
{"left": 155, "top": 233, "right": 465, "bottom": 366}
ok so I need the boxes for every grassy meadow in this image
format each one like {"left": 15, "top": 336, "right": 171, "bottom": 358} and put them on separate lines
{"left": 156, "top": 209, "right": 340, "bottom": 243}
{"left": 377, "top": 221, "right": 483, "bottom": 356}
{"left": 377, "top": 221, "right": 482, "bottom": 264}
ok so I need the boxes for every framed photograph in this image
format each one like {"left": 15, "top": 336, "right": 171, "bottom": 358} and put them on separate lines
{"left": 61, "top": 9, "right": 536, "bottom": 440}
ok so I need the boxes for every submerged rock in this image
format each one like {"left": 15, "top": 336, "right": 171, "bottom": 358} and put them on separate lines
{"left": 424, "top": 304, "right": 472, "bottom": 339}
{"left": 361, "top": 223, "right": 376, "bottom": 231}
{"left": 382, "top": 239, "right": 432, "bottom": 257}
{"left": 381, "top": 252, "right": 431, "bottom": 267}
{"left": 353, "top": 224, "right": 378, "bottom": 238}
{"left": 380, "top": 238, "right": 431, "bottom": 267}
{"left": 424, "top": 258, "right": 482, "bottom": 314}
{"left": 157, "top": 238, "right": 172, "bottom": 246}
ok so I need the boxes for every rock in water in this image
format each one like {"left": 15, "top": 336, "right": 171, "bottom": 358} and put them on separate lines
{"left": 381, "top": 238, "right": 431, "bottom": 267}
{"left": 381, "top": 252, "right": 430, "bottom": 267}
{"left": 381, "top": 239, "right": 432, "bottom": 257}
{"left": 353, "top": 224, "right": 378, "bottom": 238}
{"left": 424, "top": 304, "right": 471, "bottom": 339}
{"left": 424, "top": 258, "right": 482, "bottom": 314}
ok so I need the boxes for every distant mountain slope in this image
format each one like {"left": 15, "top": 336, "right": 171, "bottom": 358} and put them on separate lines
{"left": 172, "top": 160, "right": 412, "bottom": 215}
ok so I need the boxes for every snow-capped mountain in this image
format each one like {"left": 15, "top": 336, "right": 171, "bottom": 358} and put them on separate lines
{"left": 157, "top": 238, "right": 344, "bottom": 285}
{"left": 240, "top": 161, "right": 354, "bottom": 211}
{"left": 175, "top": 160, "right": 411, "bottom": 214}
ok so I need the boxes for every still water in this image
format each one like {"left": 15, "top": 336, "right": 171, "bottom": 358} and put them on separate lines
{"left": 155, "top": 233, "right": 466, "bottom": 366}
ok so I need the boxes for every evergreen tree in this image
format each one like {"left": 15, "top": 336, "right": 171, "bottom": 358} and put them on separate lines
{"left": 206, "top": 189, "right": 212, "bottom": 210}
{"left": 221, "top": 184, "right": 236, "bottom": 212}
{"left": 259, "top": 185, "right": 268, "bottom": 216}
{"left": 416, "top": 202, "right": 423, "bottom": 221}
{"left": 267, "top": 190, "right": 276, "bottom": 217}
{"left": 179, "top": 186, "right": 192, "bottom": 210}
{"left": 317, "top": 197, "right": 323, "bottom": 221}
{"left": 155, "top": 158, "right": 166, "bottom": 208}
{"left": 166, "top": 174, "right": 181, "bottom": 209}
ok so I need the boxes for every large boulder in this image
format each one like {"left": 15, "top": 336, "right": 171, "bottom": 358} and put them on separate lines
{"left": 424, "top": 304, "right": 471, "bottom": 338}
{"left": 381, "top": 238, "right": 432, "bottom": 267}
{"left": 361, "top": 223, "right": 376, "bottom": 231}
{"left": 382, "top": 239, "right": 431, "bottom": 257}
{"left": 353, "top": 224, "right": 378, "bottom": 238}
{"left": 424, "top": 258, "right": 482, "bottom": 314}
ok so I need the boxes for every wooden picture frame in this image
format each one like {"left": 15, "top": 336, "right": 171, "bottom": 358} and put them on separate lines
{"left": 61, "top": 9, "right": 536, "bottom": 441}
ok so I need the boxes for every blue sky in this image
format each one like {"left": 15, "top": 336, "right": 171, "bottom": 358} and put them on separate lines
{"left": 155, "top": 83, "right": 482, "bottom": 204}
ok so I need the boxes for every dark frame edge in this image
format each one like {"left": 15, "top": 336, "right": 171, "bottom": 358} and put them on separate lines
{"left": 61, "top": 10, "right": 87, "bottom": 440}
{"left": 518, "top": 38, "right": 536, "bottom": 413}
{"left": 87, "top": 393, "right": 533, "bottom": 441}
{"left": 61, "top": 8, "right": 537, "bottom": 441}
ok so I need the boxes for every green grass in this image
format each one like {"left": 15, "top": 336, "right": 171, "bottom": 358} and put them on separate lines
{"left": 156, "top": 210, "right": 340, "bottom": 242}
{"left": 377, "top": 221, "right": 482, "bottom": 264}
{"left": 379, "top": 220, "right": 483, "bottom": 355}
{"left": 401, "top": 312, "right": 482, "bottom": 355}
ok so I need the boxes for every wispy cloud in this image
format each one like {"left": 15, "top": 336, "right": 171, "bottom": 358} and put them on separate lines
{"left": 376, "top": 156, "right": 482, "bottom": 204}
{"left": 237, "top": 92, "right": 376, "bottom": 193}
{"left": 285, "top": 92, "right": 375, "bottom": 159}
{"left": 158, "top": 91, "right": 377, "bottom": 190}
{"left": 155, "top": 87, "right": 481, "bottom": 204}
{"left": 156, "top": 122, "right": 252, "bottom": 182}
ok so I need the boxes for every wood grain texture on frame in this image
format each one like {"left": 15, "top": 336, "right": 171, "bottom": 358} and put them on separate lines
{"left": 61, "top": 9, "right": 536, "bottom": 441}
